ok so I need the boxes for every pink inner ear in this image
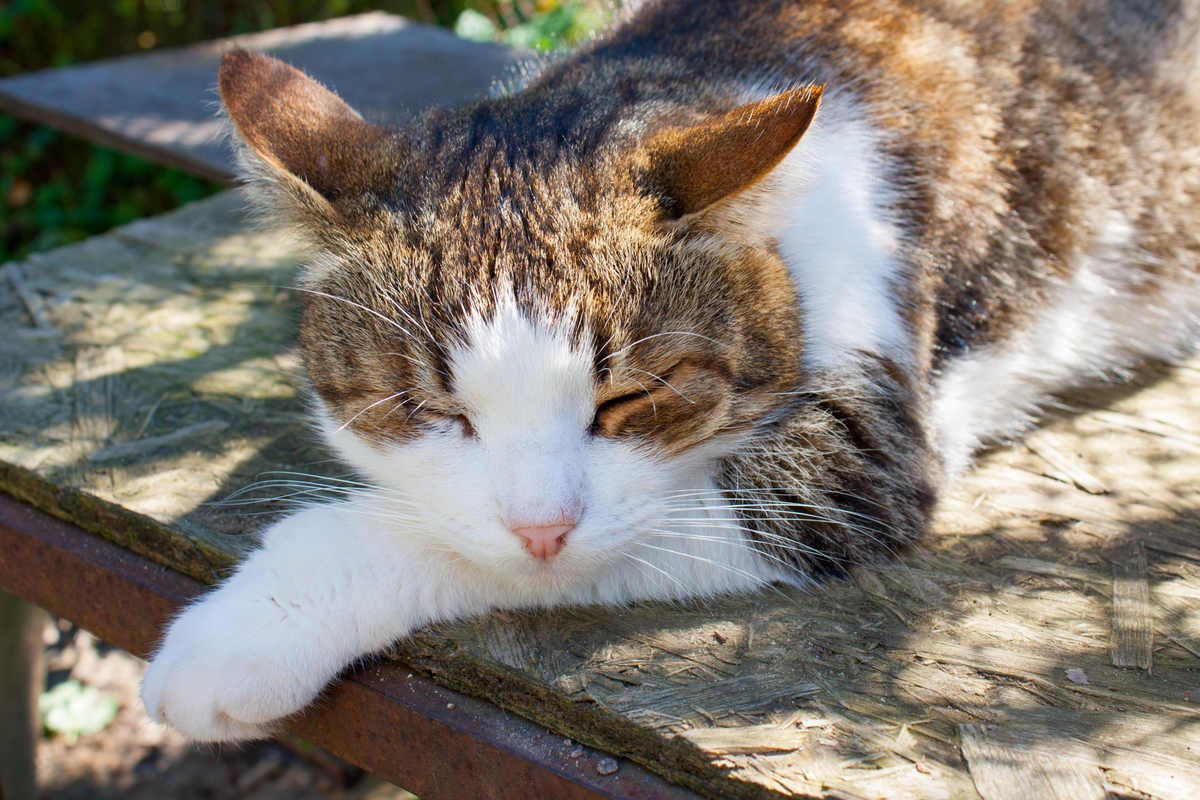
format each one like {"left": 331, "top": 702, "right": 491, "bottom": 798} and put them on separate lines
{"left": 218, "top": 48, "right": 389, "bottom": 199}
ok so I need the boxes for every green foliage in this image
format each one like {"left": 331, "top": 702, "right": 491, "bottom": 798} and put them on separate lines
{"left": 0, "top": 115, "right": 218, "bottom": 260}
{"left": 40, "top": 680, "right": 120, "bottom": 744}
{"left": 454, "top": 8, "right": 500, "bottom": 41}
{"left": 0, "top": 1, "right": 490, "bottom": 77}
{"left": 1, "top": 1, "right": 598, "bottom": 262}
{"left": 503, "top": 2, "right": 605, "bottom": 50}
{"left": 456, "top": 2, "right": 604, "bottom": 51}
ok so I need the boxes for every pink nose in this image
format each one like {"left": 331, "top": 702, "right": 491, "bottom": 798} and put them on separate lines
{"left": 511, "top": 524, "right": 574, "bottom": 560}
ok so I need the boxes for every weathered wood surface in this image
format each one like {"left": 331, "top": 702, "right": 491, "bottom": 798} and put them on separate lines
{"left": 3, "top": 192, "right": 1200, "bottom": 799}
{"left": 0, "top": 12, "right": 521, "bottom": 181}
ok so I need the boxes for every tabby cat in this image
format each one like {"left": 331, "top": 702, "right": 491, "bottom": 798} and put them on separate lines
{"left": 142, "top": 0, "right": 1200, "bottom": 740}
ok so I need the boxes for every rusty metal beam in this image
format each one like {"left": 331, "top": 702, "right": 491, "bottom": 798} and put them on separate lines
{"left": 0, "top": 492, "right": 701, "bottom": 800}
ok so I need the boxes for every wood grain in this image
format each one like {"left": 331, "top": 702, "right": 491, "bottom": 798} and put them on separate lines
{"left": 960, "top": 724, "right": 1106, "bottom": 800}
{"left": 1111, "top": 540, "right": 1154, "bottom": 671}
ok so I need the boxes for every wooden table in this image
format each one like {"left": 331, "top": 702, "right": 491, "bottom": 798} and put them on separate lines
{"left": 2, "top": 12, "right": 1199, "bottom": 800}
{"left": 0, "top": 11, "right": 520, "bottom": 182}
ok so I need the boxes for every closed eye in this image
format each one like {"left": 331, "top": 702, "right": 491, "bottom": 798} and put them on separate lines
{"left": 591, "top": 392, "right": 650, "bottom": 435}
{"left": 589, "top": 357, "right": 732, "bottom": 447}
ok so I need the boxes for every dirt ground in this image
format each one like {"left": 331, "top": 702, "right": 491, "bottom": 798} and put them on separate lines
{"left": 36, "top": 615, "right": 419, "bottom": 800}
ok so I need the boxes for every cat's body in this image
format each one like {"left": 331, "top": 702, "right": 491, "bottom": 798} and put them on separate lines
{"left": 142, "top": 0, "right": 1200, "bottom": 741}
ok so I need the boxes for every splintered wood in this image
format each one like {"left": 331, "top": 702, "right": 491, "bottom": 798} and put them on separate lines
{"left": 1112, "top": 541, "right": 1154, "bottom": 671}
{"left": 959, "top": 724, "right": 1106, "bottom": 800}
{"left": 3, "top": 193, "right": 1200, "bottom": 800}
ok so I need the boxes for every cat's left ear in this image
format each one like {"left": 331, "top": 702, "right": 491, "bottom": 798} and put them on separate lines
{"left": 219, "top": 48, "right": 391, "bottom": 207}
{"left": 640, "top": 86, "right": 823, "bottom": 220}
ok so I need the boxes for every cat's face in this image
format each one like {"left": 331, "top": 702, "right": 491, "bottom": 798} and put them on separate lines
{"left": 219, "top": 49, "right": 819, "bottom": 586}
{"left": 300, "top": 200, "right": 802, "bottom": 585}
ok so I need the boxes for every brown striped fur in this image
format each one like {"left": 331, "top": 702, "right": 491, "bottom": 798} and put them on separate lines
{"left": 219, "top": 0, "right": 1200, "bottom": 577}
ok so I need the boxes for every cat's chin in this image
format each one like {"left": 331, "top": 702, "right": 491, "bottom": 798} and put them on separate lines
{"left": 457, "top": 543, "right": 622, "bottom": 601}
{"left": 487, "top": 551, "right": 603, "bottom": 590}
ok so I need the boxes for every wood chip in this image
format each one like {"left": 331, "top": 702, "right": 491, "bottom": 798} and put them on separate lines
{"left": 1165, "top": 635, "right": 1200, "bottom": 662}
{"left": 1146, "top": 540, "right": 1200, "bottom": 563}
{"left": 1, "top": 262, "right": 55, "bottom": 330}
{"left": 959, "top": 723, "right": 1106, "bottom": 800}
{"left": 677, "top": 723, "right": 809, "bottom": 754}
{"left": 1111, "top": 541, "right": 1153, "bottom": 671}
{"left": 1093, "top": 410, "right": 1200, "bottom": 450}
{"left": 848, "top": 565, "right": 913, "bottom": 627}
{"left": 996, "top": 556, "right": 1107, "bottom": 588}
{"left": 1025, "top": 437, "right": 1109, "bottom": 494}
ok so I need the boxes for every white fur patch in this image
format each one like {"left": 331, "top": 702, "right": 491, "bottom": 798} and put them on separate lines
{"left": 932, "top": 208, "right": 1200, "bottom": 475}
{"left": 754, "top": 91, "right": 910, "bottom": 370}
{"left": 449, "top": 302, "right": 594, "bottom": 529}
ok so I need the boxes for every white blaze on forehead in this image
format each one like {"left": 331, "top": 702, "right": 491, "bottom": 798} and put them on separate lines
{"left": 450, "top": 302, "right": 594, "bottom": 531}
{"left": 449, "top": 301, "right": 594, "bottom": 432}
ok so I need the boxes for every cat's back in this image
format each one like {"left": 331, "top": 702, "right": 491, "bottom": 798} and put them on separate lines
{"left": 543, "top": 0, "right": 1200, "bottom": 324}
{"left": 534, "top": 0, "right": 1200, "bottom": 470}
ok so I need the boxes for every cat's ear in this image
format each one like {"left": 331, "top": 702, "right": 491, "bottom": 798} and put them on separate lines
{"left": 218, "top": 48, "right": 390, "bottom": 206}
{"left": 641, "top": 86, "right": 823, "bottom": 219}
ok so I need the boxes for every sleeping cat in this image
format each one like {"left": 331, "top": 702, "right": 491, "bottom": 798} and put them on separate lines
{"left": 142, "top": 0, "right": 1200, "bottom": 741}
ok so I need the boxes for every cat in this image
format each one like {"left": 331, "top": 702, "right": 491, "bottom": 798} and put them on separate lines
{"left": 141, "top": 0, "right": 1200, "bottom": 741}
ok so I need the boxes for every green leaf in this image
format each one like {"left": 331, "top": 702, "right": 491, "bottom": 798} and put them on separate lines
{"left": 454, "top": 9, "right": 498, "bottom": 43}
{"left": 39, "top": 680, "right": 119, "bottom": 744}
{"left": 500, "top": 3, "right": 602, "bottom": 52}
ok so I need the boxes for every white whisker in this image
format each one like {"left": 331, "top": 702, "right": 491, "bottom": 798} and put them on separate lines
{"left": 620, "top": 552, "right": 688, "bottom": 594}
{"left": 335, "top": 392, "right": 406, "bottom": 433}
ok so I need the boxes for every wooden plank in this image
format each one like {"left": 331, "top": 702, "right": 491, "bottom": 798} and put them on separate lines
{"left": 0, "top": 12, "right": 521, "bottom": 181}
{"left": 959, "top": 724, "right": 1106, "bottom": 800}
{"left": 677, "top": 723, "right": 813, "bottom": 755}
{"left": 1111, "top": 541, "right": 1154, "bottom": 671}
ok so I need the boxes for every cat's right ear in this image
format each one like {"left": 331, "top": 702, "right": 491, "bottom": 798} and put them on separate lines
{"left": 219, "top": 49, "right": 391, "bottom": 214}
{"left": 639, "top": 85, "right": 823, "bottom": 220}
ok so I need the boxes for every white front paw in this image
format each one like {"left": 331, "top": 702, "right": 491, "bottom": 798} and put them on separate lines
{"left": 141, "top": 595, "right": 327, "bottom": 742}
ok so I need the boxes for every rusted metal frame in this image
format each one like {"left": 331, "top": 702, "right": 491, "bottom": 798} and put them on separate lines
{"left": 0, "top": 491, "right": 701, "bottom": 800}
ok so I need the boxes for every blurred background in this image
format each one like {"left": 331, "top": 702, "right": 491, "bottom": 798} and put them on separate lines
{"left": 0, "top": 0, "right": 606, "bottom": 264}
{"left": 0, "top": 2, "right": 606, "bottom": 797}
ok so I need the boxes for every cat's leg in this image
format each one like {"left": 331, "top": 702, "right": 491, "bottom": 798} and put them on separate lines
{"left": 141, "top": 502, "right": 477, "bottom": 742}
{"left": 719, "top": 361, "right": 939, "bottom": 576}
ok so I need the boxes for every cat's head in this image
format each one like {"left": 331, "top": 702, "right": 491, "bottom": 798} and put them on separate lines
{"left": 219, "top": 49, "right": 821, "bottom": 590}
